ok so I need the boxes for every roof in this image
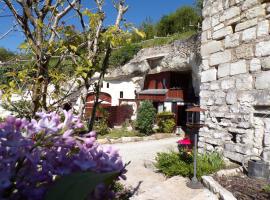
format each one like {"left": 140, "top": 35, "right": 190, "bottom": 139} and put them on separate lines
{"left": 186, "top": 106, "right": 206, "bottom": 112}
{"left": 137, "top": 89, "right": 168, "bottom": 95}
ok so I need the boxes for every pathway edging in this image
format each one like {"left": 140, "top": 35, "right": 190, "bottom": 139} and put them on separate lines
{"left": 98, "top": 133, "right": 178, "bottom": 144}
{"left": 202, "top": 168, "right": 243, "bottom": 200}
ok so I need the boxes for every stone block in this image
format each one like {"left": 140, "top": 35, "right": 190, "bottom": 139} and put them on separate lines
{"left": 226, "top": 16, "right": 241, "bottom": 26}
{"left": 213, "top": 26, "right": 233, "bottom": 40}
{"left": 205, "top": 138, "right": 224, "bottom": 146}
{"left": 221, "top": 79, "right": 235, "bottom": 90}
{"left": 220, "top": 6, "right": 241, "bottom": 22}
{"left": 242, "top": 0, "right": 260, "bottom": 11}
{"left": 263, "top": 132, "right": 270, "bottom": 147}
{"left": 235, "top": 75, "right": 253, "bottom": 90}
{"left": 211, "top": 0, "right": 224, "bottom": 15}
{"left": 263, "top": 149, "right": 270, "bottom": 162}
{"left": 235, "top": 44, "right": 254, "bottom": 59}
{"left": 226, "top": 90, "right": 237, "bottom": 105}
{"left": 265, "top": 119, "right": 270, "bottom": 132}
{"left": 245, "top": 5, "right": 266, "bottom": 19}
{"left": 201, "top": 41, "right": 223, "bottom": 57}
{"left": 224, "top": 150, "right": 245, "bottom": 163}
{"left": 255, "top": 71, "right": 270, "bottom": 89}
{"left": 250, "top": 58, "right": 261, "bottom": 72}
{"left": 225, "top": 143, "right": 255, "bottom": 155}
{"left": 235, "top": 18, "right": 257, "bottom": 32}
{"left": 201, "top": 31, "right": 208, "bottom": 43}
{"left": 253, "top": 90, "right": 270, "bottom": 105}
{"left": 202, "top": 17, "right": 211, "bottom": 31}
{"left": 238, "top": 91, "right": 255, "bottom": 103}
{"left": 202, "top": 59, "right": 210, "bottom": 70}
{"left": 200, "top": 90, "right": 214, "bottom": 98}
{"left": 257, "top": 20, "right": 269, "bottom": 37}
{"left": 255, "top": 41, "right": 270, "bottom": 57}
{"left": 210, "top": 82, "right": 220, "bottom": 90}
{"left": 210, "top": 50, "right": 232, "bottom": 66}
{"left": 261, "top": 56, "right": 270, "bottom": 70}
{"left": 201, "top": 69, "right": 217, "bottom": 83}
{"left": 242, "top": 27, "right": 256, "bottom": 41}
{"left": 214, "top": 23, "right": 225, "bottom": 31}
{"left": 212, "top": 14, "right": 220, "bottom": 27}
{"left": 230, "top": 60, "right": 247, "bottom": 75}
{"left": 202, "top": 176, "right": 237, "bottom": 200}
{"left": 218, "top": 63, "right": 230, "bottom": 78}
{"left": 225, "top": 33, "right": 240, "bottom": 48}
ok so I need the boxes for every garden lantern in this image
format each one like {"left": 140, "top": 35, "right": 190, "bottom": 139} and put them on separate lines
{"left": 185, "top": 106, "right": 206, "bottom": 189}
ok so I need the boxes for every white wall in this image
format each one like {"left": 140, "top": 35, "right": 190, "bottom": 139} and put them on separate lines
{"left": 164, "top": 102, "right": 172, "bottom": 112}
{"left": 89, "top": 80, "right": 136, "bottom": 106}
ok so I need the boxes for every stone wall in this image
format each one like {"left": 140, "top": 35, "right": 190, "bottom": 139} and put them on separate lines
{"left": 200, "top": 0, "right": 270, "bottom": 163}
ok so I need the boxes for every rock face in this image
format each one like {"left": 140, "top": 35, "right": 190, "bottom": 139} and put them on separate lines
{"left": 107, "top": 35, "right": 201, "bottom": 96}
{"left": 200, "top": 0, "right": 270, "bottom": 162}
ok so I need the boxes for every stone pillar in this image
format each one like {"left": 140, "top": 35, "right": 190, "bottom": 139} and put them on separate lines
{"left": 200, "top": 0, "right": 270, "bottom": 162}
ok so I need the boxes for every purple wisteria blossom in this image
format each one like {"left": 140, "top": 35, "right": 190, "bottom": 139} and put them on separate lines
{"left": 0, "top": 110, "right": 125, "bottom": 200}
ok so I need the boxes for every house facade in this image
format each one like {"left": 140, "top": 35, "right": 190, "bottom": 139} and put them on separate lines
{"left": 137, "top": 71, "right": 198, "bottom": 127}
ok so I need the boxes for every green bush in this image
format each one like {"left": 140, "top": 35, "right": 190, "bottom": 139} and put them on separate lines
{"left": 93, "top": 108, "right": 110, "bottom": 136}
{"left": 136, "top": 101, "right": 156, "bottom": 135}
{"left": 94, "top": 118, "right": 110, "bottom": 136}
{"left": 109, "top": 43, "right": 142, "bottom": 68}
{"left": 156, "top": 6, "right": 200, "bottom": 37}
{"left": 157, "top": 112, "right": 176, "bottom": 133}
{"left": 155, "top": 150, "right": 225, "bottom": 179}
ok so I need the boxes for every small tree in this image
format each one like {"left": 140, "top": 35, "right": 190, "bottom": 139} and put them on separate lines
{"left": 136, "top": 101, "right": 156, "bottom": 135}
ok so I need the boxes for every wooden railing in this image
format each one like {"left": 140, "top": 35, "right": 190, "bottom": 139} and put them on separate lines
{"left": 166, "top": 89, "right": 184, "bottom": 99}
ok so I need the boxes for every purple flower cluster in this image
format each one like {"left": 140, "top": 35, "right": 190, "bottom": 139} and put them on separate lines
{"left": 0, "top": 111, "right": 125, "bottom": 200}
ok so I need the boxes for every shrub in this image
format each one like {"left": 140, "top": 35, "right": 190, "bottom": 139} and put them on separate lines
{"left": 0, "top": 111, "right": 126, "bottom": 200}
{"left": 109, "top": 43, "right": 142, "bottom": 68}
{"left": 94, "top": 108, "right": 110, "bottom": 135}
{"left": 94, "top": 118, "right": 110, "bottom": 136}
{"left": 157, "top": 112, "right": 176, "bottom": 133}
{"left": 136, "top": 101, "right": 156, "bottom": 135}
{"left": 155, "top": 150, "right": 225, "bottom": 179}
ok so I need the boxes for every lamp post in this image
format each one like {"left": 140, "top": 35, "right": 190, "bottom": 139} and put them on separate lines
{"left": 185, "top": 106, "right": 206, "bottom": 189}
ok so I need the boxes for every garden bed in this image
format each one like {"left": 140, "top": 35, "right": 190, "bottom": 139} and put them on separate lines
{"left": 213, "top": 175, "right": 270, "bottom": 200}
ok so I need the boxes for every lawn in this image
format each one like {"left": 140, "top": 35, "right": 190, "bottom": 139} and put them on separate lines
{"left": 98, "top": 128, "right": 144, "bottom": 139}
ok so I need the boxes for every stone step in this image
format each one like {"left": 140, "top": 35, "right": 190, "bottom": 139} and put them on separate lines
{"left": 130, "top": 176, "right": 218, "bottom": 200}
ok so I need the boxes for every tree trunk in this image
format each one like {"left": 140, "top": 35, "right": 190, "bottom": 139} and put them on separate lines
{"left": 88, "top": 46, "right": 111, "bottom": 132}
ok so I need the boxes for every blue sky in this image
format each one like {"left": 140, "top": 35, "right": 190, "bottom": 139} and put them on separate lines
{"left": 0, "top": 0, "right": 195, "bottom": 51}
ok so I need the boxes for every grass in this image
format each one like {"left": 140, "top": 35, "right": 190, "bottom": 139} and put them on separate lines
{"left": 98, "top": 128, "right": 143, "bottom": 139}
{"left": 138, "top": 30, "right": 197, "bottom": 48}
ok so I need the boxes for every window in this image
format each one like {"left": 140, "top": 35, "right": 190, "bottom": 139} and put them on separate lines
{"left": 120, "top": 91, "right": 123, "bottom": 99}
{"left": 107, "top": 83, "right": 109, "bottom": 88}
{"left": 101, "top": 82, "right": 103, "bottom": 88}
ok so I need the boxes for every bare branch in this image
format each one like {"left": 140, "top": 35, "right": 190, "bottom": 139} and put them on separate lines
{"left": 114, "top": 0, "right": 129, "bottom": 28}
{"left": 49, "top": 0, "right": 79, "bottom": 44}
{"left": 0, "top": 23, "right": 18, "bottom": 40}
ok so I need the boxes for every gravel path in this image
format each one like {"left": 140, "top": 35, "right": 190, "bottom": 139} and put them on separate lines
{"left": 111, "top": 137, "right": 218, "bottom": 200}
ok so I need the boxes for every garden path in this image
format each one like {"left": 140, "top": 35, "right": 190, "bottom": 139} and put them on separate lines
{"left": 112, "top": 137, "right": 218, "bottom": 200}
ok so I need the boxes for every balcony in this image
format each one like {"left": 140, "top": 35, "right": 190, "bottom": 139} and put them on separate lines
{"left": 166, "top": 89, "right": 184, "bottom": 100}
{"left": 137, "top": 88, "right": 184, "bottom": 102}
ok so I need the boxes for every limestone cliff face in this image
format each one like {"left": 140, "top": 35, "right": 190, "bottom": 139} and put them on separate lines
{"left": 106, "top": 34, "right": 202, "bottom": 96}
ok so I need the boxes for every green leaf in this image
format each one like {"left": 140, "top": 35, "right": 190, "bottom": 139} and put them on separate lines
{"left": 45, "top": 171, "right": 119, "bottom": 200}
{"left": 133, "top": 28, "right": 146, "bottom": 39}
{"left": 19, "top": 42, "right": 28, "bottom": 49}
{"left": 37, "top": 19, "right": 44, "bottom": 28}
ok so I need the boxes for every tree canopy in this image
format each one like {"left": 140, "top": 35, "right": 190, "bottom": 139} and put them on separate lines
{"left": 0, "top": 47, "right": 15, "bottom": 62}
